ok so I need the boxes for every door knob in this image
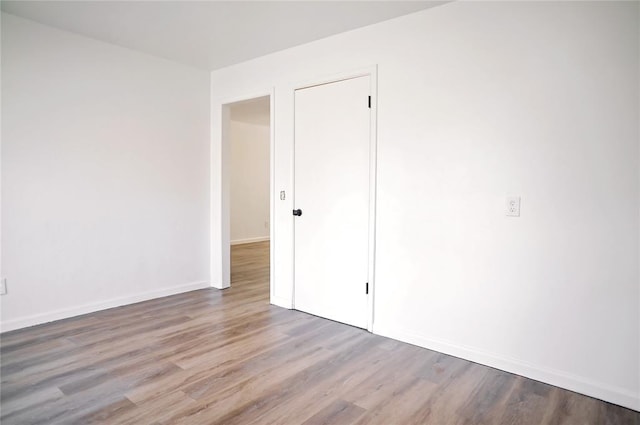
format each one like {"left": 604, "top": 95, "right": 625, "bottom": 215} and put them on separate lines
{"left": 293, "top": 209, "right": 302, "bottom": 216}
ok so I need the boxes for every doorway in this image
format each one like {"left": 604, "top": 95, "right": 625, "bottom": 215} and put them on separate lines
{"left": 224, "top": 95, "right": 272, "bottom": 295}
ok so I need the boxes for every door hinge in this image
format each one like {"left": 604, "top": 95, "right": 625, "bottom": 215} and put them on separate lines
{"left": 368, "top": 96, "right": 371, "bottom": 108}
{"left": 366, "top": 282, "right": 369, "bottom": 294}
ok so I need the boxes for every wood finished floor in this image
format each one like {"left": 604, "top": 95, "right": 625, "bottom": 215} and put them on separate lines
{"left": 1, "top": 241, "right": 638, "bottom": 424}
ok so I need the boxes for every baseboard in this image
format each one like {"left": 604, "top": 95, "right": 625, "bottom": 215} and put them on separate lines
{"left": 230, "top": 237, "right": 270, "bottom": 245}
{"left": 0, "top": 281, "right": 211, "bottom": 333}
{"left": 373, "top": 324, "right": 640, "bottom": 412}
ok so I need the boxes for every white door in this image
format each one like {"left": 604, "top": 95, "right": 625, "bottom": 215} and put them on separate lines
{"left": 294, "top": 76, "right": 371, "bottom": 329}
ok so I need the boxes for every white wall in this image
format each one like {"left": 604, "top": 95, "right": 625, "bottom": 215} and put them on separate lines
{"left": 1, "top": 13, "right": 211, "bottom": 331}
{"left": 230, "top": 119, "right": 270, "bottom": 244}
{"left": 210, "top": 1, "right": 639, "bottom": 410}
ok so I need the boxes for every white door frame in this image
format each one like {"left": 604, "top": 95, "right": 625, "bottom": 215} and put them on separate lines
{"left": 292, "top": 66, "right": 378, "bottom": 332}
{"left": 216, "top": 89, "right": 275, "bottom": 297}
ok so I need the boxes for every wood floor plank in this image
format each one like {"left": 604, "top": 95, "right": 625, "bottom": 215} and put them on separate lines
{"left": 352, "top": 377, "right": 438, "bottom": 425}
{"left": 240, "top": 336, "right": 394, "bottom": 425}
{"left": 454, "top": 367, "right": 520, "bottom": 425}
{"left": 1, "top": 240, "right": 638, "bottom": 424}
{"left": 302, "top": 399, "right": 366, "bottom": 425}
{"left": 0, "top": 385, "right": 65, "bottom": 419}
{"left": 109, "top": 391, "right": 198, "bottom": 425}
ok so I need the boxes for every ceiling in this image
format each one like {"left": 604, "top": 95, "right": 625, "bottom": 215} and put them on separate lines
{"left": 0, "top": 1, "right": 445, "bottom": 71}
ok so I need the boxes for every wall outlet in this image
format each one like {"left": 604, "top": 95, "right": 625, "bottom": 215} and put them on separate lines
{"left": 1, "top": 278, "right": 7, "bottom": 295}
{"left": 506, "top": 196, "right": 521, "bottom": 217}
